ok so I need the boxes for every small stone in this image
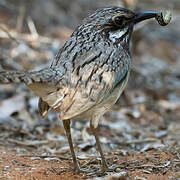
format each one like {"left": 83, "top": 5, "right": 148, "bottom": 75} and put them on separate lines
{"left": 134, "top": 176, "right": 147, "bottom": 180}
{"left": 108, "top": 171, "right": 129, "bottom": 180}
{"left": 115, "top": 168, "right": 121, "bottom": 172}
{"left": 175, "top": 172, "right": 180, "bottom": 178}
{"left": 30, "top": 157, "right": 41, "bottom": 160}
{"left": 15, "top": 168, "right": 21, "bottom": 171}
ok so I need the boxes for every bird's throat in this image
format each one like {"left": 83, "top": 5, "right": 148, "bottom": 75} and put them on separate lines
{"left": 109, "top": 27, "right": 129, "bottom": 44}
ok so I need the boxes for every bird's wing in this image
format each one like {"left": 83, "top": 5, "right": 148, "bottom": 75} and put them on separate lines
{"left": 28, "top": 49, "right": 129, "bottom": 120}
{"left": 55, "top": 49, "right": 129, "bottom": 119}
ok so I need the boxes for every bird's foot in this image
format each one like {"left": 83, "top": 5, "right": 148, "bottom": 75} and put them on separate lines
{"left": 78, "top": 164, "right": 121, "bottom": 177}
{"left": 74, "top": 163, "right": 93, "bottom": 174}
{"left": 100, "top": 163, "right": 118, "bottom": 173}
{"left": 85, "top": 166, "right": 115, "bottom": 177}
{"left": 73, "top": 161, "right": 120, "bottom": 176}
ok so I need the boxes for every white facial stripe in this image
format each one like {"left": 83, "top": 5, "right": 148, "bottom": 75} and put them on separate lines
{"left": 109, "top": 28, "right": 128, "bottom": 43}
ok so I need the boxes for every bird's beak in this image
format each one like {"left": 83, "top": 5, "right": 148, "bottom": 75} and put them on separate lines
{"left": 134, "top": 11, "right": 158, "bottom": 24}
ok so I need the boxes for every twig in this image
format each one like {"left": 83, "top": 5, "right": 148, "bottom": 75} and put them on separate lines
{"left": 115, "top": 138, "right": 157, "bottom": 145}
{"left": 20, "top": 154, "right": 69, "bottom": 160}
{"left": 7, "top": 139, "right": 48, "bottom": 146}
{"left": 0, "top": 29, "right": 59, "bottom": 44}
{"left": 27, "top": 16, "right": 39, "bottom": 39}
{"left": 12, "top": 159, "right": 32, "bottom": 167}
{"left": 126, "top": 161, "right": 171, "bottom": 169}
{"left": 16, "top": 4, "right": 25, "bottom": 33}
{"left": 48, "top": 167, "right": 67, "bottom": 175}
{"left": 0, "top": 25, "right": 19, "bottom": 44}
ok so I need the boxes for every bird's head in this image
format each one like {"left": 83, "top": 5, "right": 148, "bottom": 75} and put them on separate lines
{"left": 80, "top": 7, "right": 161, "bottom": 47}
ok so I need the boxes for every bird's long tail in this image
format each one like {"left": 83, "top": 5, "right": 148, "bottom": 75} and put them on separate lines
{"left": 0, "top": 68, "right": 55, "bottom": 84}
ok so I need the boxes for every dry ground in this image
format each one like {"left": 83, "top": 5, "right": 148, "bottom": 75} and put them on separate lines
{"left": 0, "top": 145, "right": 179, "bottom": 180}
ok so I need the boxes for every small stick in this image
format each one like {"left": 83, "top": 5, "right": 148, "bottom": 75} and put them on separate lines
{"left": 127, "top": 161, "right": 171, "bottom": 169}
{"left": 16, "top": 4, "right": 25, "bottom": 33}
{"left": 115, "top": 138, "right": 157, "bottom": 145}
{"left": 0, "top": 25, "right": 19, "bottom": 44}
{"left": 20, "top": 154, "right": 70, "bottom": 160}
{"left": 27, "top": 16, "right": 39, "bottom": 39}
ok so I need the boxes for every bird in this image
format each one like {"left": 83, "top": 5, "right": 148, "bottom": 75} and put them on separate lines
{"left": 0, "top": 7, "right": 171, "bottom": 173}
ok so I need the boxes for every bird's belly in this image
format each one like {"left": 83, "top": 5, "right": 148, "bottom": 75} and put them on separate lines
{"left": 72, "top": 71, "right": 130, "bottom": 121}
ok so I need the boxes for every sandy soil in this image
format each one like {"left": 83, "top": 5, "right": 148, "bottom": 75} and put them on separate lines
{"left": 0, "top": 146, "right": 179, "bottom": 180}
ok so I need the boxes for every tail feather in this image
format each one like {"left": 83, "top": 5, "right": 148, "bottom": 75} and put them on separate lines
{"left": 0, "top": 68, "right": 55, "bottom": 84}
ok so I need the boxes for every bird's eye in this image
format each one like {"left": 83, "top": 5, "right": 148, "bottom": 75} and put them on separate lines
{"left": 112, "top": 16, "right": 124, "bottom": 26}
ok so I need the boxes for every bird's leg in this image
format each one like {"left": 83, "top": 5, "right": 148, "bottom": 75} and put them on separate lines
{"left": 90, "top": 119, "right": 113, "bottom": 173}
{"left": 62, "top": 119, "right": 81, "bottom": 173}
{"left": 62, "top": 119, "right": 92, "bottom": 174}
